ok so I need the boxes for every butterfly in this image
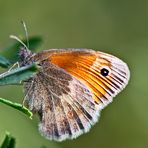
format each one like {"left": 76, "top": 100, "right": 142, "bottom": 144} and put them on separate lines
{"left": 19, "top": 48, "right": 130, "bottom": 141}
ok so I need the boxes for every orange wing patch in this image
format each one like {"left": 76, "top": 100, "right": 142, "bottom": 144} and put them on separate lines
{"left": 48, "top": 51, "right": 111, "bottom": 104}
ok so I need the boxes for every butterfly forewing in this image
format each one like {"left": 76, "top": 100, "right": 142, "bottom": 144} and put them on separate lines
{"left": 37, "top": 49, "right": 130, "bottom": 105}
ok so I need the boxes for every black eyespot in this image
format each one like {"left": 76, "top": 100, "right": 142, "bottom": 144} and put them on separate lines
{"left": 100, "top": 68, "right": 109, "bottom": 76}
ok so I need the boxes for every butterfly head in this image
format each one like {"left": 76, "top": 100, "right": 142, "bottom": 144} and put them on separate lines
{"left": 18, "top": 48, "right": 34, "bottom": 66}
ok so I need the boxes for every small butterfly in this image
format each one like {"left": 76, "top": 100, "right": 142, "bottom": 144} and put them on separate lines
{"left": 19, "top": 48, "right": 130, "bottom": 141}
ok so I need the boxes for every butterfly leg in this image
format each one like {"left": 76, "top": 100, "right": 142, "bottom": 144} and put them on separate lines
{"left": 22, "top": 79, "right": 35, "bottom": 107}
{"left": 8, "top": 62, "right": 20, "bottom": 72}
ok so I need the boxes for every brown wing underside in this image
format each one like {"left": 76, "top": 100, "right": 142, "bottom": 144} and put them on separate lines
{"left": 24, "top": 60, "right": 99, "bottom": 141}
{"left": 25, "top": 48, "right": 129, "bottom": 141}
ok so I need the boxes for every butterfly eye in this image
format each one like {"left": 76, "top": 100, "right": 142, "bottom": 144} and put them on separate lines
{"left": 100, "top": 67, "right": 110, "bottom": 77}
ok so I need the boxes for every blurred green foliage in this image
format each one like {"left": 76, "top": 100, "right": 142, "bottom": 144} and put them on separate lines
{"left": 0, "top": 56, "right": 10, "bottom": 68}
{"left": 0, "top": 0, "right": 148, "bottom": 148}
{"left": 1, "top": 132, "right": 15, "bottom": 148}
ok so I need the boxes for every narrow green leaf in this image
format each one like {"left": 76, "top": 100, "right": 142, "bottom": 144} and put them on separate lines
{"left": 0, "top": 36, "right": 42, "bottom": 63}
{"left": 1, "top": 132, "right": 16, "bottom": 148}
{"left": 0, "top": 98, "right": 33, "bottom": 119}
{"left": 1, "top": 132, "right": 10, "bottom": 148}
{"left": 0, "top": 63, "right": 38, "bottom": 85}
{"left": 7, "top": 137, "right": 15, "bottom": 148}
{"left": 0, "top": 55, "right": 11, "bottom": 68}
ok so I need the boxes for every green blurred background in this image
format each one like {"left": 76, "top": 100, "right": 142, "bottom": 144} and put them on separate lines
{"left": 0, "top": 0, "right": 148, "bottom": 148}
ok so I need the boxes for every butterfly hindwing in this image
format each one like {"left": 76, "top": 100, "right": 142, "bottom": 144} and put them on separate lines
{"left": 24, "top": 60, "right": 99, "bottom": 141}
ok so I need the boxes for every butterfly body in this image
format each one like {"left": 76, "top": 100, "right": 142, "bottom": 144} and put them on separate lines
{"left": 19, "top": 48, "right": 130, "bottom": 141}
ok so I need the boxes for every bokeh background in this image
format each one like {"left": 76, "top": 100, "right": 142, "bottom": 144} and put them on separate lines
{"left": 0, "top": 0, "right": 148, "bottom": 148}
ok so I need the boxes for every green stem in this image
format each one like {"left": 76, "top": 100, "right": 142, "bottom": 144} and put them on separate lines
{"left": 0, "top": 98, "right": 32, "bottom": 119}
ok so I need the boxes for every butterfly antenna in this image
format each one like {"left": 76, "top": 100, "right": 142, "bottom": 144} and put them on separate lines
{"left": 21, "top": 20, "right": 29, "bottom": 49}
{"left": 9, "top": 35, "right": 29, "bottom": 50}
